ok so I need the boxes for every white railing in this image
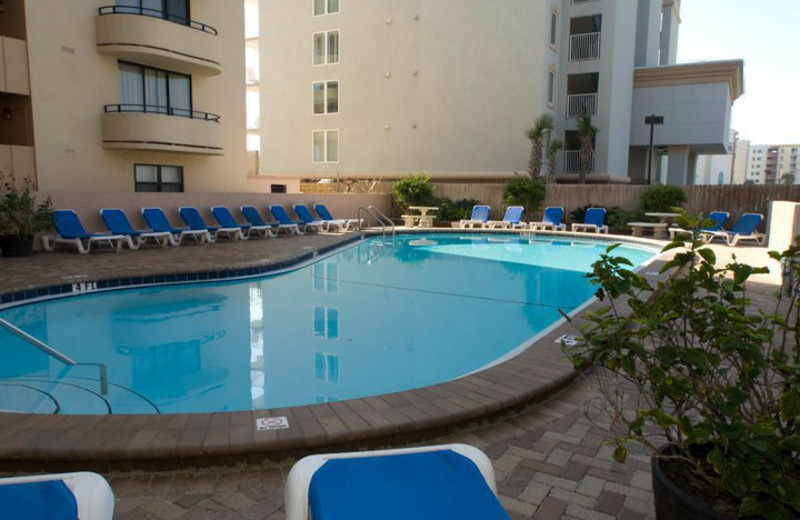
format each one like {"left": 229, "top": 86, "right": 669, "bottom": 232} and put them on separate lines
{"left": 566, "top": 93, "right": 598, "bottom": 118}
{"left": 569, "top": 32, "right": 601, "bottom": 61}
{"left": 564, "top": 150, "right": 595, "bottom": 173}
{"left": 247, "top": 117, "right": 260, "bottom": 130}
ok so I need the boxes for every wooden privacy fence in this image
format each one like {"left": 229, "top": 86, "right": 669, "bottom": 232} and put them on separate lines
{"left": 430, "top": 183, "right": 800, "bottom": 222}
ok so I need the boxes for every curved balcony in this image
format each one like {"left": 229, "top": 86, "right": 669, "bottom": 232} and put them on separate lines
{"left": 101, "top": 105, "right": 223, "bottom": 155}
{"left": 95, "top": 6, "right": 221, "bottom": 76}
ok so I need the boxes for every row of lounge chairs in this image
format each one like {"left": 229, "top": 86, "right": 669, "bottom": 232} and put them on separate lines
{"left": 669, "top": 211, "right": 764, "bottom": 247}
{"left": 41, "top": 203, "right": 357, "bottom": 254}
{"left": 458, "top": 205, "right": 608, "bottom": 233}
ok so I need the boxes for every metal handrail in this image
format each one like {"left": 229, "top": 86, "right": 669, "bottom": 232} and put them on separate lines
{"left": 104, "top": 104, "right": 221, "bottom": 122}
{"left": 97, "top": 5, "right": 218, "bottom": 35}
{"left": 357, "top": 206, "right": 396, "bottom": 237}
{"left": 0, "top": 318, "right": 108, "bottom": 395}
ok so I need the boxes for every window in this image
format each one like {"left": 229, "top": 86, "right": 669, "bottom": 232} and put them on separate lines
{"left": 313, "top": 30, "right": 339, "bottom": 65}
{"left": 547, "top": 68, "right": 556, "bottom": 106}
{"left": 119, "top": 62, "right": 191, "bottom": 116}
{"left": 313, "top": 81, "right": 339, "bottom": 114}
{"left": 313, "top": 130, "right": 339, "bottom": 163}
{"left": 549, "top": 9, "right": 558, "bottom": 48}
{"left": 115, "top": 0, "right": 189, "bottom": 25}
{"left": 313, "top": 0, "right": 339, "bottom": 16}
{"left": 134, "top": 164, "right": 183, "bottom": 192}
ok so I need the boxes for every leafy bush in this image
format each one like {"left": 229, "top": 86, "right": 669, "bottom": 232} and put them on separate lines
{"left": 562, "top": 211, "right": 800, "bottom": 519}
{"left": 605, "top": 207, "right": 644, "bottom": 234}
{"left": 0, "top": 173, "right": 53, "bottom": 236}
{"left": 640, "top": 185, "right": 687, "bottom": 213}
{"left": 392, "top": 173, "right": 434, "bottom": 210}
{"left": 503, "top": 174, "right": 546, "bottom": 218}
{"left": 436, "top": 198, "right": 481, "bottom": 222}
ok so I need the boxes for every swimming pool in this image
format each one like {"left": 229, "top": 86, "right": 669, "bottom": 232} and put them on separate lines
{"left": 0, "top": 234, "right": 655, "bottom": 415}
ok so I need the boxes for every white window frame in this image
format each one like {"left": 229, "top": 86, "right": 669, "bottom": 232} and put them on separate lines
{"left": 313, "top": 0, "right": 340, "bottom": 16}
{"left": 313, "top": 30, "right": 340, "bottom": 66}
{"left": 312, "top": 129, "right": 339, "bottom": 163}
{"left": 312, "top": 80, "right": 339, "bottom": 115}
{"left": 547, "top": 67, "right": 556, "bottom": 107}
{"left": 549, "top": 7, "right": 559, "bottom": 50}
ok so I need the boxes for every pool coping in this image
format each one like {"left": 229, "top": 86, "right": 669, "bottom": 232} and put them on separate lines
{"left": 0, "top": 229, "right": 670, "bottom": 470}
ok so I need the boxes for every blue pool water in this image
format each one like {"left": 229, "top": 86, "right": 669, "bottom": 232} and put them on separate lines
{"left": 0, "top": 234, "right": 654, "bottom": 415}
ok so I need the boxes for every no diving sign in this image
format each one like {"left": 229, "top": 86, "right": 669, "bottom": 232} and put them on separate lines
{"left": 255, "top": 416, "right": 290, "bottom": 431}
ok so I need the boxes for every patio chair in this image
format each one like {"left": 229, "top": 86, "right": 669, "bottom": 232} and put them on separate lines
{"left": 313, "top": 203, "right": 358, "bottom": 231}
{"left": 487, "top": 206, "right": 525, "bottom": 229}
{"left": 179, "top": 206, "right": 247, "bottom": 241}
{"left": 240, "top": 205, "right": 283, "bottom": 237}
{"left": 142, "top": 207, "right": 212, "bottom": 244}
{"left": 0, "top": 471, "right": 114, "bottom": 520}
{"left": 529, "top": 206, "right": 566, "bottom": 231}
{"left": 42, "top": 209, "right": 125, "bottom": 254}
{"left": 668, "top": 211, "right": 729, "bottom": 240}
{"left": 270, "top": 204, "right": 307, "bottom": 234}
{"left": 459, "top": 205, "right": 491, "bottom": 228}
{"left": 292, "top": 204, "right": 326, "bottom": 232}
{"left": 571, "top": 207, "right": 609, "bottom": 234}
{"left": 701, "top": 212, "right": 764, "bottom": 246}
{"left": 211, "top": 206, "right": 255, "bottom": 239}
{"left": 285, "top": 444, "right": 509, "bottom": 520}
{"left": 100, "top": 208, "right": 171, "bottom": 249}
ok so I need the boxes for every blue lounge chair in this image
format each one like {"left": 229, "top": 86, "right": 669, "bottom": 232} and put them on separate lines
{"left": 284, "top": 444, "right": 509, "bottom": 520}
{"left": 529, "top": 206, "right": 566, "bottom": 231}
{"left": 0, "top": 471, "right": 114, "bottom": 520}
{"left": 41, "top": 210, "right": 125, "bottom": 254}
{"left": 313, "top": 203, "right": 358, "bottom": 231}
{"left": 702, "top": 212, "right": 763, "bottom": 246}
{"left": 269, "top": 204, "right": 306, "bottom": 234}
{"left": 292, "top": 204, "right": 326, "bottom": 232}
{"left": 100, "top": 208, "right": 171, "bottom": 249}
{"left": 142, "top": 207, "right": 211, "bottom": 244}
{"left": 459, "top": 205, "right": 491, "bottom": 228}
{"left": 180, "top": 206, "right": 247, "bottom": 241}
{"left": 571, "top": 207, "right": 608, "bottom": 234}
{"left": 240, "top": 206, "right": 282, "bottom": 237}
{"left": 668, "top": 211, "right": 729, "bottom": 240}
{"left": 487, "top": 206, "right": 525, "bottom": 229}
{"left": 211, "top": 206, "right": 258, "bottom": 239}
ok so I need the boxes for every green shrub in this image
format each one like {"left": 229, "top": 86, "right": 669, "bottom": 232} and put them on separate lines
{"left": 605, "top": 207, "right": 644, "bottom": 233}
{"left": 436, "top": 198, "right": 481, "bottom": 222}
{"left": 392, "top": 173, "right": 434, "bottom": 210}
{"left": 640, "top": 185, "right": 687, "bottom": 213}
{"left": 503, "top": 174, "right": 546, "bottom": 218}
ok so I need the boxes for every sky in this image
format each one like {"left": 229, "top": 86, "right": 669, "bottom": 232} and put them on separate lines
{"left": 677, "top": 1, "right": 800, "bottom": 145}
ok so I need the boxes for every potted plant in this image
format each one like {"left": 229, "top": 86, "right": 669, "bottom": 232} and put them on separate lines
{"left": 561, "top": 210, "right": 800, "bottom": 519}
{"left": 0, "top": 173, "right": 53, "bottom": 257}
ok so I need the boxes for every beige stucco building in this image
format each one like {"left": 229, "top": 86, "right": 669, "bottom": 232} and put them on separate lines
{"left": 1, "top": 0, "right": 249, "bottom": 193}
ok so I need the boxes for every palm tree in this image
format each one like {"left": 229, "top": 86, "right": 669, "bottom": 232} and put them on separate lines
{"left": 525, "top": 114, "right": 554, "bottom": 179}
{"left": 545, "top": 138, "right": 564, "bottom": 179}
{"left": 576, "top": 113, "right": 598, "bottom": 184}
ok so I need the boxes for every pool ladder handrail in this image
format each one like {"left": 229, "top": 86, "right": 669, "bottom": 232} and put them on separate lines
{"left": 0, "top": 318, "right": 108, "bottom": 395}
{"left": 358, "top": 205, "right": 396, "bottom": 237}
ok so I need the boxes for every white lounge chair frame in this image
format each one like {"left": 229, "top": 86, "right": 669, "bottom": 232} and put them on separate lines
{"left": 41, "top": 233, "right": 124, "bottom": 254}
{"left": 284, "top": 443, "right": 499, "bottom": 520}
{"left": 0, "top": 471, "right": 114, "bottom": 520}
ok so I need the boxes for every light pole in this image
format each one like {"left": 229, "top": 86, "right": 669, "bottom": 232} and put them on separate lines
{"left": 645, "top": 114, "right": 664, "bottom": 184}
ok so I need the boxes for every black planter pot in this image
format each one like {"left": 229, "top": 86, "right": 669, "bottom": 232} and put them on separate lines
{"left": 651, "top": 455, "right": 736, "bottom": 520}
{"left": 0, "top": 234, "right": 35, "bottom": 257}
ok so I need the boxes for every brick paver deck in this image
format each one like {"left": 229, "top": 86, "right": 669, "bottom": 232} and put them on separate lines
{"left": 0, "top": 230, "right": 781, "bottom": 518}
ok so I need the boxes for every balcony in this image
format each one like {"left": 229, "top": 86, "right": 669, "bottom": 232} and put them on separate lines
{"left": 0, "top": 36, "right": 30, "bottom": 95}
{"left": 566, "top": 93, "right": 597, "bottom": 118}
{"left": 101, "top": 105, "right": 223, "bottom": 155}
{"left": 95, "top": 6, "right": 221, "bottom": 76}
{"left": 569, "top": 32, "right": 601, "bottom": 61}
{"left": 563, "top": 150, "right": 595, "bottom": 173}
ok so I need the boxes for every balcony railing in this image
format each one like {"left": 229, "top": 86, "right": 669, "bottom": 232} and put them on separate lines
{"left": 566, "top": 93, "right": 598, "bottom": 118}
{"left": 98, "top": 5, "right": 217, "bottom": 35}
{"left": 569, "top": 32, "right": 601, "bottom": 61}
{"left": 564, "top": 150, "right": 595, "bottom": 173}
{"left": 103, "top": 104, "right": 220, "bottom": 122}
{"left": 571, "top": 0, "right": 600, "bottom": 4}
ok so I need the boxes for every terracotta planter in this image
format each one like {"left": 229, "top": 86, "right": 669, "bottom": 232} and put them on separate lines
{"left": 0, "top": 234, "right": 35, "bottom": 257}
{"left": 651, "top": 455, "right": 735, "bottom": 520}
